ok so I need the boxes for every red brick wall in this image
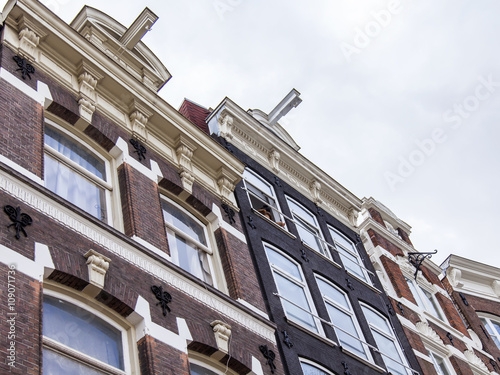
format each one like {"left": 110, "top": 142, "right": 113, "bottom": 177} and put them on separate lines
{"left": 434, "top": 292, "right": 469, "bottom": 336}
{"left": 416, "top": 357, "right": 439, "bottom": 375}
{"left": 397, "top": 227, "right": 413, "bottom": 247}
{"left": 449, "top": 356, "right": 474, "bottom": 375}
{"left": 368, "top": 208, "right": 386, "bottom": 227}
{"left": 368, "top": 229, "right": 405, "bottom": 257}
{"left": 138, "top": 335, "right": 190, "bottom": 375}
{"left": 381, "top": 256, "right": 417, "bottom": 303}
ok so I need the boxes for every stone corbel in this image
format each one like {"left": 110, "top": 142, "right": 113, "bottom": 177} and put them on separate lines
{"left": 268, "top": 149, "right": 281, "bottom": 174}
{"left": 218, "top": 111, "right": 234, "bottom": 140}
{"left": 175, "top": 135, "right": 197, "bottom": 194}
{"left": 16, "top": 16, "right": 46, "bottom": 61}
{"left": 492, "top": 280, "right": 500, "bottom": 298}
{"left": 415, "top": 321, "right": 443, "bottom": 344}
{"left": 447, "top": 268, "right": 464, "bottom": 289}
{"left": 309, "top": 179, "right": 323, "bottom": 205}
{"left": 210, "top": 320, "right": 232, "bottom": 354}
{"left": 348, "top": 207, "right": 359, "bottom": 227}
{"left": 83, "top": 250, "right": 111, "bottom": 297}
{"left": 76, "top": 62, "right": 103, "bottom": 128}
{"left": 129, "top": 100, "right": 153, "bottom": 142}
{"left": 217, "top": 167, "right": 237, "bottom": 207}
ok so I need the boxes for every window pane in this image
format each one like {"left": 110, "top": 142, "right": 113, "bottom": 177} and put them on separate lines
{"left": 287, "top": 199, "right": 316, "bottom": 227}
{"left": 45, "top": 154, "right": 106, "bottom": 220}
{"left": 317, "top": 278, "right": 349, "bottom": 310}
{"left": 301, "top": 362, "right": 330, "bottom": 375}
{"left": 43, "top": 296, "right": 123, "bottom": 370}
{"left": 275, "top": 273, "right": 318, "bottom": 332}
{"left": 296, "top": 219, "right": 324, "bottom": 254}
{"left": 339, "top": 251, "right": 366, "bottom": 282}
{"left": 266, "top": 247, "right": 302, "bottom": 280}
{"left": 406, "top": 278, "right": 426, "bottom": 308}
{"left": 329, "top": 229, "right": 354, "bottom": 251}
{"left": 372, "top": 331, "right": 407, "bottom": 375}
{"left": 325, "top": 303, "right": 367, "bottom": 359}
{"left": 190, "top": 363, "right": 220, "bottom": 375}
{"left": 173, "top": 234, "right": 207, "bottom": 281}
{"left": 162, "top": 200, "right": 206, "bottom": 245}
{"left": 430, "top": 353, "right": 451, "bottom": 375}
{"left": 362, "top": 306, "right": 392, "bottom": 335}
{"left": 43, "top": 349, "right": 106, "bottom": 375}
{"left": 422, "top": 289, "right": 443, "bottom": 319}
{"left": 45, "top": 126, "right": 105, "bottom": 180}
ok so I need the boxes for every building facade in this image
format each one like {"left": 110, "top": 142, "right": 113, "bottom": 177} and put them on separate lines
{"left": 0, "top": 1, "right": 284, "bottom": 374}
{"left": 358, "top": 198, "right": 498, "bottom": 375}
{"left": 199, "top": 91, "right": 423, "bottom": 375}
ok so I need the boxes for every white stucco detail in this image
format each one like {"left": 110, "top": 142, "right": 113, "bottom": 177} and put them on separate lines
{"left": 250, "top": 356, "right": 264, "bottom": 375}
{"left": 0, "top": 67, "right": 52, "bottom": 107}
{"left": 0, "top": 154, "right": 43, "bottom": 185}
{"left": 211, "top": 204, "right": 246, "bottom": 243}
{"left": 0, "top": 242, "right": 54, "bottom": 281}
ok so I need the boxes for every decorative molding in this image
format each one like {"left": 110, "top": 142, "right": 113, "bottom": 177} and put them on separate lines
{"left": 129, "top": 100, "right": 153, "bottom": 142}
{"left": 218, "top": 112, "right": 234, "bottom": 140}
{"left": 309, "top": 179, "right": 323, "bottom": 205}
{"left": 18, "top": 26, "right": 40, "bottom": 61}
{"left": 84, "top": 249, "right": 111, "bottom": 290}
{"left": 491, "top": 280, "right": 500, "bottom": 298}
{"left": 416, "top": 321, "right": 443, "bottom": 344}
{"left": 211, "top": 320, "right": 232, "bottom": 354}
{"left": 4, "top": 205, "right": 32, "bottom": 239}
{"left": 175, "top": 135, "right": 196, "bottom": 193}
{"left": 464, "top": 350, "right": 489, "bottom": 372}
{"left": 76, "top": 62, "right": 102, "bottom": 124}
{"left": 217, "top": 167, "right": 237, "bottom": 207}
{"left": 151, "top": 285, "right": 172, "bottom": 316}
{"left": 130, "top": 138, "right": 147, "bottom": 162}
{"left": 13, "top": 56, "right": 35, "bottom": 80}
{"left": 259, "top": 345, "right": 276, "bottom": 374}
{"left": 0, "top": 170, "right": 275, "bottom": 342}
{"left": 268, "top": 149, "right": 280, "bottom": 174}
{"left": 348, "top": 207, "right": 358, "bottom": 228}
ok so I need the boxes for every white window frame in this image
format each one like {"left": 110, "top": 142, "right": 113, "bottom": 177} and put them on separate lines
{"left": 242, "top": 169, "right": 286, "bottom": 227}
{"left": 429, "top": 351, "right": 454, "bottom": 375}
{"left": 328, "top": 226, "right": 371, "bottom": 284}
{"left": 285, "top": 196, "right": 328, "bottom": 258}
{"left": 361, "top": 303, "right": 414, "bottom": 375}
{"left": 264, "top": 242, "right": 324, "bottom": 335}
{"left": 480, "top": 314, "right": 500, "bottom": 349}
{"left": 42, "top": 288, "right": 136, "bottom": 375}
{"left": 315, "top": 275, "right": 372, "bottom": 362}
{"left": 189, "top": 352, "right": 238, "bottom": 375}
{"left": 161, "top": 196, "right": 216, "bottom": 287}
{"left": 300, "top": 358, "right": 336, "bottom": 375}
{"left": 405, "top": 277, "right": 447, "bottom": 322}
{"left": 43, "top": 119, "right": 113, "bottom": 223}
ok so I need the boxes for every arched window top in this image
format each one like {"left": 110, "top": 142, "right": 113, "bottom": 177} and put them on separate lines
{"left": 300, "top": 359, "right": 336, "bottom": 375}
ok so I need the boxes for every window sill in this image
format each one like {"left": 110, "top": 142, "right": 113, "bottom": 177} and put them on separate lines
{"left": 341, "top": 347, "right": 387, "bottom": 373}
{"left": 252, "top": 209, "right": 296, "bottom": 239}
{"left": 286, "top": 318, "right": 338, "bottom": 347}
{"left": 345, "top": 270, "right": 381, "bottom": 294}
{"left": 301, "top": 241, "right": 342, "bottom": 269}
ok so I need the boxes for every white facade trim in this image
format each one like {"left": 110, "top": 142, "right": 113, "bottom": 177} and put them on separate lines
{"left": 0, "top": 169, "right": 276, "bottom": 342}
{"left": 0, "top": 242, "right": 54, "bottom": 281}
{"left": 211, "top": 204, "right": 247, "bottom": 244}
{"left": 0, "top": 67, "right": 53, "bottom": 107}
{"left": 0, "top": 154, "right": 43, "bottom": 185}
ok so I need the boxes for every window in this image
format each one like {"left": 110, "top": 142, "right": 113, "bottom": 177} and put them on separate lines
{"left": 329, "top": 227, "right": 370, "bottom": 284}
{"left": 406, "top": 278, "right": 445, "bottom": 321}
{"left": 480, "top": 315, "right": 500, "bottom": 348}
{"left": 265, "top": 243, "right": 323, "bottom": 334}
{"left": 188, "top": 355, "right": 237, "bottom": 375}
{"left": 361, "top": 304, "right": 411, "bottom": 375}
{"left": 300, "top": 359, "right": 335, "bottom": 375}
{"left": 43, "top": 294, "right": 131, "bottom": 374}
{"left": 44, "top": 122, "right": 111, "bottom": 222}
{"left": 316, "top": 276, "right": 371, "bottom": 360}
{"left": 190, "top": 363, "right": 220, "bottom": 375}
{"left": 243, "top": 169, "right": 285, "bottom": 226}
{"left": 162, "top": 198, "right": 213, "bottom": 285}
{"left": 286, "top": 196, "right": 327, "bottom": 258}
{"left": 429, "top": 352, "right": 452, "bottom": 375}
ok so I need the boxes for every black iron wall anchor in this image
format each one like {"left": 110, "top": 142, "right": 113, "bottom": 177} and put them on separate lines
{"left": 300, "top": 248, "right": 309, "bottom": 263}
{"left": 346, "top": 278, "right": 354, "bottom": 291}
{"left": 4, "top": 205, "right": 32, "bottom": 240}
{"left": 397, "top": 302, "right": 405, "bottom": 316}
{"left": 247, "top": 215, "right": 256, "bottom": 229}
{"left": 408, "top": 250, "right": 438, "bottom": 280}
{"left": 129, "top": 139, "right": 147, "bottom": 161}
{"left": 459, "top": 292, "right": 469, "bottom": 306}
{"left": 259, "top": 345, "right": 276, "bottom": 374}
{"left": 221, "top": 203, "right": 236, "bottom": 225}
{"left": 151, "top": 285, "right": 172, "bottom": 316}
{"left": 341, "top": 361, "right": 352, "bottom": 375}
{"left": 282, "top": 330, "right": 293, "bottom": 348}
{"left": 446, "top": 332, "right": 454, "bottom": 346}
{"left": 13, "top": 55, "right": 35, "bottom": 80}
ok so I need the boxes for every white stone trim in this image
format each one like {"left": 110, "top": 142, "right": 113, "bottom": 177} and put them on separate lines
{"left": 110, "top": 137, "right": 163, "bottom": 182}
{"left": 0, "top": 154, "right": 43, "bottom": 185}
{"left": 0, "top": 242, "right": 54, "bottom": 281}
{"left": 0, "top": 169, "right": 276, "bottom": 342}
{"left": 0, "top": 67, "right": 52, "bottom": 107}
{"left": 131, "top": 235, "right": 171, "bottom": 262}
{"left": 236, "top": 298, "right": 269, "bottom": 320}
{"left": 131, "top": 295, "right": 192, "bottom": 353}
{"left": 250, "top": 356, "right": 264, "bottom": 375}
{"left": 211, "top": 204, "right": 247, "bottom": 244}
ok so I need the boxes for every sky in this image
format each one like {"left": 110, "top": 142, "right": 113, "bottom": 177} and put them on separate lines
{"left": 4, "top": 0, "right": 500, "bottom": 268}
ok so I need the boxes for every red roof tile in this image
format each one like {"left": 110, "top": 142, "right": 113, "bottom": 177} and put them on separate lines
{"left": 179, "top": 99, "right": 211, "bottom": 134}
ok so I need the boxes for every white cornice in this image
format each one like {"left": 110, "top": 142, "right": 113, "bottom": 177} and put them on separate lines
{"left": 1, "top": 0, "right": 245, "bottom": 203}
{"left": 361, "top": 197, "right": 412, "bottom": 233}
{"left": 208, "top": 98, "right": 363, "bottom": 228}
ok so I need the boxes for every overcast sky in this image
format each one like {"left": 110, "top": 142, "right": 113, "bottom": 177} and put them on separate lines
{"left": 6, "top": 0, "right": 500, "bottom": 268}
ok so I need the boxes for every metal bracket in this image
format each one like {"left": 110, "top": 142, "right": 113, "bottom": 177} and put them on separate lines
{"left": 408, "top": 250, "right": 437, "bottom": 280}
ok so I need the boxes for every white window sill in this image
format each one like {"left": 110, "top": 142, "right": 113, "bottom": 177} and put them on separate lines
{"left": 345, "top": 270, "right": 381, "bottom": 294}
{"left": 341, "top": 347, "right": 387, "bottom": 374}
{"left": 286, "top": 318, "right": 337, "bottom": 347}
{"left": 301, "top": 241, "right": 342, "bottom": 269}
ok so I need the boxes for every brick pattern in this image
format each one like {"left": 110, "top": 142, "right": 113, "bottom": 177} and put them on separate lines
{"left": 402, "top": 326, "right": 427, "bottom": 354}
{"left": 449, "top": 356, "right": 475, "bottom": 375}
{"left": 420, "top": 265, "right": 442, "bottom": 287}
{"left": 381, "top": 255, "right": 417, "bottom": 304}
{"left": 0, "top": 264, "right": 41, "bottom": 375}
{"left": 397, "top": 227, "right": 413, "bottom": 247}
{"left": 138, "top": 335, "right": 190, "bottom": 375}
{"left": 416, "top": 357, "right": 439, "bottom": 375}
{"left": 118, "top": 163, "right": 169, "bottom": 253}
{"left": 367, "top": 228, "right": 405, "bottom": 257}
{"left": 215, "top": 227, "right": 266, "bottom": 312}
{"left": 428, "top": 321, "right": 468, "bottom": 353}
{"left": 434, "top": 292, "right": 469, "bottom": 336}
{"left": 368, "top": 207, "right": 386, "bottom": 227}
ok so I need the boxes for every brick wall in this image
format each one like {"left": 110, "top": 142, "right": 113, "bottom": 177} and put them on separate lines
{"left": 367, "top": 228, "right": 405, "bottom": 257}
{"left": 368, "top": 207, "right": 386, "bottom": 227}
{"left": 381, "top": 256, "right": 417, "bottom": 303}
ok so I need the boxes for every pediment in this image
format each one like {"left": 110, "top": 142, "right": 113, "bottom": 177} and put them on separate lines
{"left": 70, "top": 6, "right": 171, "bottom": 92}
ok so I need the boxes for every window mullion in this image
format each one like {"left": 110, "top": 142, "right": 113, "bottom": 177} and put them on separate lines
{"left": 164, "top": 221, "right": 212, "bottom": 254}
